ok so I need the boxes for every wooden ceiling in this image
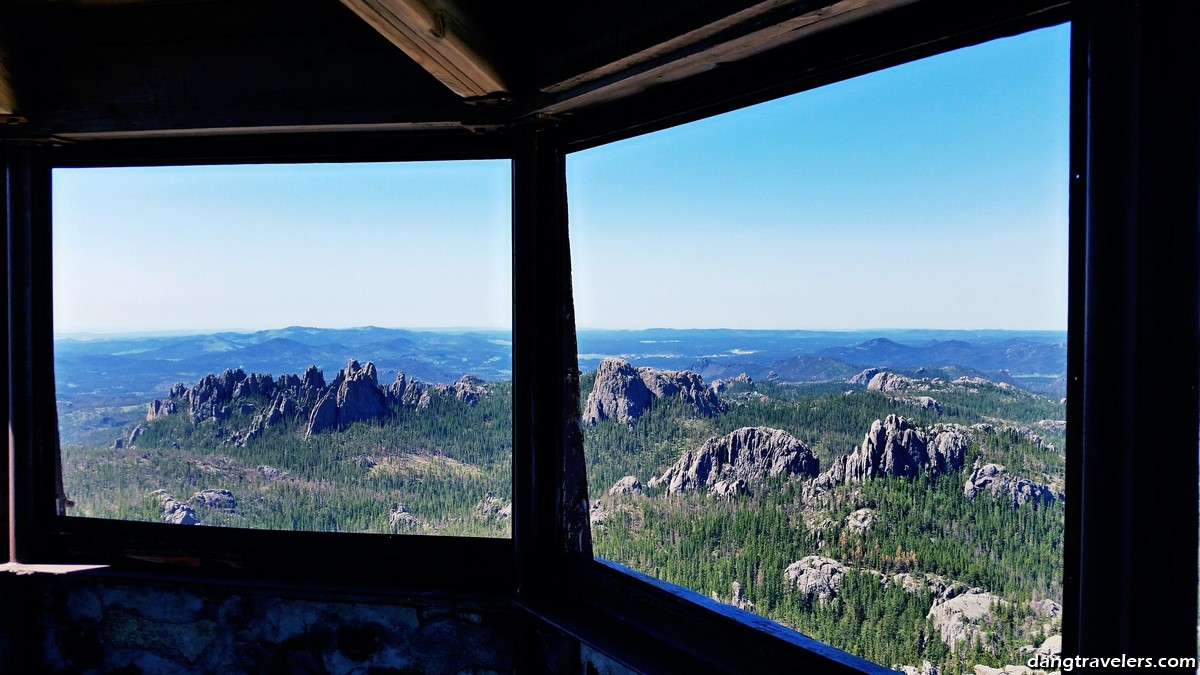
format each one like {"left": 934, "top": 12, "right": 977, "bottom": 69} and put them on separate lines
{"left": 0, "top": 0, "right": 1067, "bottom": 149}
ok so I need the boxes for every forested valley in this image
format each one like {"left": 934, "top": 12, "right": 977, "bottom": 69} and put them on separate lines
{"left": 60, "top": 336, "right": 1066, "bottom": 674}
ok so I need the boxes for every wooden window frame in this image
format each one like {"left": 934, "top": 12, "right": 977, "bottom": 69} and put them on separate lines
{"left": 6, "top": 0, "right": 1199, "bottom": 671}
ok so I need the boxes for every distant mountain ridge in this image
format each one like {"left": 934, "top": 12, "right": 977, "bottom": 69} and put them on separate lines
{"left": 54, "top": 326, "right": 1066, "bottom": 442}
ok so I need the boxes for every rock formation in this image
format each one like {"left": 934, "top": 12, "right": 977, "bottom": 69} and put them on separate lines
{"left": 637, "top": 366, "right": 725, "bottom": 416}
{"left": 452, "top": 375, "right": 487, "bottom": 406}
{"left": 849, "top": 368, "right": 883, "bottom": 385}
{"left": 146, "top": 398, "right": 178, "bottom": 421}
{"left": 927, "top": 587, "right": 1004, "bottom": 651}
{"left": 192, "top": 488, "right": 237, "bottom": 511}
{"left": 867, "top": 372, "right": 918, "bottom": 392}
{"left": 814, "top": 415, "right": 968, "bottom": 488}
{"left": 583, "top": 357, "right": 725, "bottom": 425}
{"left": 332, "top": 360, "right": 389, "bottom": 426}
{"left": 143, "top": 359, "right": 488, "bottom": 445}
{"left": 583, "top": 358, "right": 654, "bottom": 425}
{"left": 151, "top": 490, "right": 197, "bottom": 525}
{"left": 845, "top": 508, "right": 875, "bottom": 534}
{"left": 964, "top": 463, "right": 1061, "bottom": 507}
{"left": 784, "top": 555, "right": 846, "bottom": 603}
{"left": 608, "top": 476, "right": 642, "bottom": 496}
{"left": 712, "top": 581, "right": 755, "bottom": 611}
{"left": 476, "top": 492, "right": 512, "bottom": 522}
{"left": 649, "top": 426, "right": 819, "bottom": 495}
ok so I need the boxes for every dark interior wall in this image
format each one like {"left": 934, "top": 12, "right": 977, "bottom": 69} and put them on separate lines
{"left": 32, "top": 574, "right": 518, "bottom": 673}
{"left": 1, "top": 572, "right": 632, "bottom": 674}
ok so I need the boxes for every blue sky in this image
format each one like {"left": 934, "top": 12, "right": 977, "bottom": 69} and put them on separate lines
{"left": 53, "top": 24, "right": 1069, "bottom": 335}
{"left": 569, "top": 24, "right": 1070, "bottom": 330}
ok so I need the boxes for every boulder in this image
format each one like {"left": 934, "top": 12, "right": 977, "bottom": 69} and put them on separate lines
{"left": 151, "top": 490, "right": 197, "bottom": 525}
{"left": 192, "top": 488, "right": 236, "bottom": 511}
{"left": 867, "top": 372, "right": 917, "bottom": 392}
{"left": 608, "top": 476, "right": 642, "bottom": 496}
{"left": 784, "top": 556, "right": 845, "bottom": 603}
{"left": 849, "top": 368, "right": 883, "bottom": 386}
{"left": 928, "top": 587, "right": 1004, "bottom": 651}
{"left": 846, "top": 508, "right": 875, "bottom": 534}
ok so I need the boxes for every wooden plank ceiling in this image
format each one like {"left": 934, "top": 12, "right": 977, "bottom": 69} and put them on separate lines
{"left": 0, "top": 0, "right": 929, "bottom": 142}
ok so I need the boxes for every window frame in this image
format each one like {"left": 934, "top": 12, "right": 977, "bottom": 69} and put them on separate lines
{"left": 6, "top": 133, "right": 518, "bottom": 595}
{"left": 6, "top": 0, "right": 1199, "bottom": 671}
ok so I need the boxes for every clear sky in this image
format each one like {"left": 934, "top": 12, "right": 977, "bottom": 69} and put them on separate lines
{"left": 570, "top": 23, "right": 1070, "bottom": 330}
{"left": 53, "top": 161, "right": 513, "bottom": 334}
{"left": 53, "top": 23, "right": 1069, "bottom": 335}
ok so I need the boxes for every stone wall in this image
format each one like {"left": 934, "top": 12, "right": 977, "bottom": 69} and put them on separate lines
{"left": 9, "top": 573, "right": 638, "bottom": 674}
{"left": 31, "top": 575, "right": 519, "bottom": 674}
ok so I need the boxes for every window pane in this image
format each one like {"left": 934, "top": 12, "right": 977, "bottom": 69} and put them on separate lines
{"left": 570, "top": 25, "right": 1068, "bottom": 672}
{"left": 53, "top": 161, "right": 513, "bottom": 537}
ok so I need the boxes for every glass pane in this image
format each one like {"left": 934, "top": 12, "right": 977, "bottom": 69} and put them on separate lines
{"left": 53, "top": 161, "right": 513, "bottom": 536}
{"left": 570, "top": 25, "right": 1069, "bottom": 673}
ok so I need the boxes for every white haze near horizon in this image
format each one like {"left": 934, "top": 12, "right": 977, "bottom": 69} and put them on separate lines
{"left": 52, "top": 26, "right": 1068, "bottom": 335}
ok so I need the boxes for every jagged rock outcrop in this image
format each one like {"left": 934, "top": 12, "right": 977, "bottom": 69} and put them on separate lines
{"left": 608, "top": 476, "right": 642, "bottom": 496}
{"left": 232, "top": 372, "right": 276, "bottom": 400}
{"left": 306, "top": 392, "right": 339, "bottom": 439}
{"left": 637, "top": 366, "right": 726, "bottom": 416}
{"left": 387, "top": 372, "right": 430, "bottom": 407}
{"left": 964, "top": 463, "right": 1061, "bottom": 507}
{"left": 453, "top": 375, "right": 487, "bottom": 406}
{"left": 785, "top": 556, "right": 846, "bottom": 603}
{"left": 304, "top": 360, "right": 391, "bottom": 438}
{"left": 146, "top": 398, "right": 178, "bottom": 421}
{"left": 583, "top": 358, "right": 654, "bottom": 425}
{"left": 583, "top": 357, "right": 725, "bottom": 425}
{"left": 127, "top": 424, "right": 147, "bottom": 447}
{"left": 145, "top": 360, "right": 480, "bottom": 446}
{"left": 649, "top": 426, "right": 819, "bottom": 495}
{"left": 928, "top": 587, "right": 1004, "bottom": 651}
{"left": 151, "top": 490, "right": 197, "bottom": 525}
{"left": 334, "top": 360, "right": 389, "bottom": 424}
{"left": 710, "top": 373, "right": 753, "bottom": 394}
{"left": 814, "top": 416, "right": 968, "bottom": 488}
{"left": 192, "top": 488, "right": 237, "bottom": 511}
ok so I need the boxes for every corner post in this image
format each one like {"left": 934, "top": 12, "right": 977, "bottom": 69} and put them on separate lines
{"left": 512, "top": 122, "right": 592, "bottom": 598}
{"left": 1073, "top": 0, "right": 1200, "bottom": 660}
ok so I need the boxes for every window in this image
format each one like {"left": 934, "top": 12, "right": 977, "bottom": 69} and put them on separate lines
{"left": 6, "top": 2, "right": 1197, "bottom": 671}
{"left": 52, "top": 161, "right": 513, "bottom": 536}
{"left": 568, "top": 25, "right": 1069, "bottom": 673}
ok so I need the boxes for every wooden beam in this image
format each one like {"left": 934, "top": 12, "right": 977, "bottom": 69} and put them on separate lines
{"left": 0, "top": 40, "right": 16, "bottom": 118}
{"left": 339, "top": 0, "right": 507, "bottom": 99}
{"left": 533, "top": 0, "right": 914, "bottom": 116}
